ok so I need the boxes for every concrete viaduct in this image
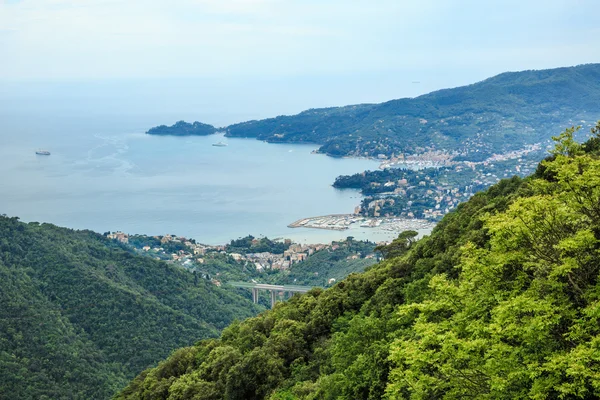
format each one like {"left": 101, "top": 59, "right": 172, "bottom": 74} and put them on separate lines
{"left": 228, "top": 281, "right": 315, "bottom": 308}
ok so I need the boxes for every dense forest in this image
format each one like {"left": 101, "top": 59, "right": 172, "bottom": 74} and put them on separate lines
{"left": 117, "top": 123, "right": 600, "bottom": 399}
{"left": 226, "top": 236, "right": 290, "bottom": 255}
{"left": 148, "top": 64, "right": 600, "bottom": 159}
{"left": 0, "top": 220, "right": 262, "bottom": 399}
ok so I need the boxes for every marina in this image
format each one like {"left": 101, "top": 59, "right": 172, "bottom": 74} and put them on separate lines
{"left": 289, "top": 214, "right": 435, "bottom": 234}
{"left": 288, "top": 214, "right": 356, "bottom": 230}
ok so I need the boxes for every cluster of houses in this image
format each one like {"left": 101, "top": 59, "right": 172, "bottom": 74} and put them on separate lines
{"left": 108, "top": 233, "right": 375, "bottom": 277}
{"left": 365, "top": 149, "right": 542, "bottom": 221}
{"left": 378, "top": 149, "right": 455, "bottom": 169}
{"left": 364, "top": 174, "right": 475, "bottom": 220}
{"left": 359, "top": 136, "right": 548, "bottom": 222}
{"left": 106, "top": 231, "right": 129, "bottom": 243}
{"left": 240, "top": 243, "right": 329, "bottom": 271}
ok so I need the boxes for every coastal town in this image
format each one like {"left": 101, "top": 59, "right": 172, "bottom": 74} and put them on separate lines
{"left": 376, "top": 141, "right": 544, "bottom": 170}
{"left": 102, "top": 143, "right": 552, "bottom": 289}
{"left": 103, "top": 140, "right": 549, "bottom": 289}
{"left": 334, "top": 141, "right": 547, "bottom": 221}
{"left": 103, "top": 144, "right": 547, "bottom": 280}
{"left": 105, "top": 231, "right": 380, "bottom": 287}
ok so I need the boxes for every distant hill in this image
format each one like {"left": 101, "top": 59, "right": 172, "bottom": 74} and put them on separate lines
{"left": 147, "top": 120, "right": 217, "bottom": 136}
{"left": 224, "top": 64, "right": 600, "bottom": 159}
{"left": 0, "top": 216, "right": 261, "bottom": 399}
{"left": 147, "top": 64, "right": 600, "bottom": 160}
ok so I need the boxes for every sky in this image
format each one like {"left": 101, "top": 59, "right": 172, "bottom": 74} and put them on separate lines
{"left": 1, "top": 0, "right": 599, "bottom": 124}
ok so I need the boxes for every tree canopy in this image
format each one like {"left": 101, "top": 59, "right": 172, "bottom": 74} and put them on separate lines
{"left": 117, "top": 123, "right": 600, "bottom": 399}
{"left": 0, "top": 218, "right": 261, "bottom": 399}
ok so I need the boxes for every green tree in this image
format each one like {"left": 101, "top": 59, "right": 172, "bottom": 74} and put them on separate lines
{"left": 386, "top": 126, "right": 600, "bottom": 399}
{"left": 376, "top": 230, "right": 418, "bottom": 259}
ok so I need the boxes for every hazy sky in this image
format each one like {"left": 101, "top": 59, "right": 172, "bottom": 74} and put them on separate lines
{"left": 1, "top": 0, "right": 599, "bottom": 124}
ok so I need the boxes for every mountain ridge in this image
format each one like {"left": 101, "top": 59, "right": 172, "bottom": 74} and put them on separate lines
{"left": 147, "top": 64, "right": 600, "bottom": 160}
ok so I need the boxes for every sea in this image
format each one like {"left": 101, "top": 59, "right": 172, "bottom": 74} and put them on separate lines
{"left": 0, "top": 110, "right": 422, "bottom": 245}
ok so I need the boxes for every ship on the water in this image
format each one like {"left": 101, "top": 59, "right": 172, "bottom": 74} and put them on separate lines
{"left": 35, "top": 150, "right": 51, "bottom": 155}
{"left": 212, "top": 142, "right": 227, "bottom": 147}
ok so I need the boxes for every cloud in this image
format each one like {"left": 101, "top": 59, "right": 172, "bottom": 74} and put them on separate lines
{"left": 1, "top": 0, "right": 599, "bottom": 81}
{"left": 182, "top": 0, "right": 280, "bottom": 15}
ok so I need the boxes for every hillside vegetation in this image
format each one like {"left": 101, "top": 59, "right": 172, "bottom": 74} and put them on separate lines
{"left": 117, "top": 123, "right": 600, "bottom": 399}
{"left": 146, "top": 64, "right": 600, "bottom": 159}
{"left": 0, "top": 219, "right": 261, "bottom": 399}
{"left": 147, "top": 121, "right": 217, "bottom": 136}
{"left": 224, "top": 64, "right": 600, "bottom": 159}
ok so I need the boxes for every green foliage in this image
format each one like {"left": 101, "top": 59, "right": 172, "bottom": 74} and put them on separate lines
{"left": 128, "top": 234, "right": 189, "bottom": 256}
{"left": 0, "top": 217, "right": 261, "bottom": 399}
{"left": 227, "top": 235, "right": 290, "bottom": 255}
{"left": 147, "top": 120, "right": 217, "bottom": 136}
{"left": 262, "top": 239, "right": 378, "bottom": 287}
{"left": 201, "top": 253, "right": 263, "bottom": 282}
{"left": 115, "top": 158, "right": 527, "bottom": 399}
{"left": 0, "top": 255, "right": 124, "bottom": 400}
{"left": 376, "top": 230, "right": 418, "bottom": 259}
{"left": 386, "top": 125, "right": 600, "bottom": 399}
{"left": 118, "top": 124, "right": 600, "bottom": 400}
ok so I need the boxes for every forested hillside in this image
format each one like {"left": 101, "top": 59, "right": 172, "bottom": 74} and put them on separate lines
{"left": 147, "top": 121, "right": 217, "bottom": 136}
{"left": 117, "top": 122, "right": 600, "bottom": 399}
{"left": 223, "top": 64, "right": 600, "bottom": 159}
{"left": 0, "top": 219, "right": 262, "bottom": 399}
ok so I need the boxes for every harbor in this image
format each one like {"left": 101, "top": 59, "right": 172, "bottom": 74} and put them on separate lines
{"left": 288, "top": 214, "right": 435, "bottom": 234}
{"left": 288, "top": 214, "right": 357, "bottom": 230}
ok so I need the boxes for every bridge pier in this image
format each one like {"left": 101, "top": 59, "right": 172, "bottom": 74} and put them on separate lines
{"left": 228, "top": 281, "right": 314, "bottom": 309}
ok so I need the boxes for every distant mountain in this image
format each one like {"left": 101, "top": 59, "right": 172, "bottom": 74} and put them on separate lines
{"left": 148, "top": 64, "right": 600, "bottom": 160}
{"left": 147, "top": 120, "right": 217, "bottom": 136}
{"left": 224, "top": 64, "right": 600, "bottom": 159}
{"left": 0, "top": 216, "right": 261, "bottom": 399}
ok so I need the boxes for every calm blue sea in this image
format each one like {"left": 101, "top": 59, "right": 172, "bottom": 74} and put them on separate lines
{"left": 0, "top": 111, "right": 403, "bottom": 244}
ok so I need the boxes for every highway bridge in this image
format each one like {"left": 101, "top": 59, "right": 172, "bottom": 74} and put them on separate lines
{"left": 228, "top": 281, "right": 315, "bottom": 308}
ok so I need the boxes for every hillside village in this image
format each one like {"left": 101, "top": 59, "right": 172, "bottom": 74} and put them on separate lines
{"left": 338, "top": 144, "right": 546, "bottom": 220}
{"left": 105, "top": 232, "right": 379, "bottom": 287}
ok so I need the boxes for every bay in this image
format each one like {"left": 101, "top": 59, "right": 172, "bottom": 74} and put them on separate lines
{"left": 0, "top": 112, "right": 407, "bottom": 244}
